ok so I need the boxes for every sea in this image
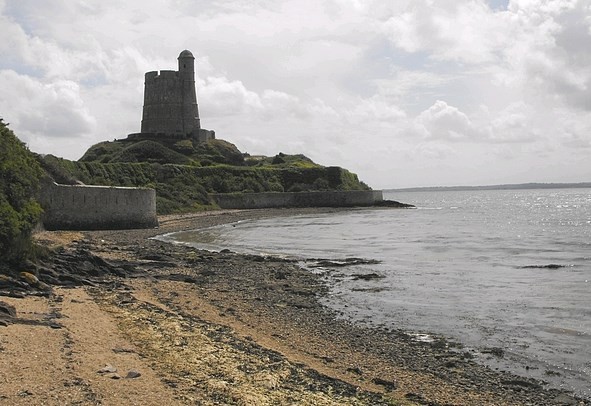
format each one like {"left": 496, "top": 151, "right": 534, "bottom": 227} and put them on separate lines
{"left": 157, "top": 188, "right": 591, "bottom": 399}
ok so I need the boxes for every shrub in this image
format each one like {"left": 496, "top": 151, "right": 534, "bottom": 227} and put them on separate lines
{"left": 172, "top": 139, "right": 194, "bottom": 155}
{"left": 193, "top": 139, "right": 244, "bottom": 165}
{"left": 38, "top": 154, "right": 79, "bottom": 184}
{"left": 79, "top": 141, "right": 125, "bottom": 162}
{"left": 113, "top": 140, "right": 192, "bottom": 165}
{"left": 0, "top": 119, "right": 44, "bottom": 264}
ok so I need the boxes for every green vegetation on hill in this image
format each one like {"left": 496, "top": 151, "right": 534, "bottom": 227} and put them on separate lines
{"left": 80, "top": 138, "right": 245, "bottom": 167}
{"left": 43, "top": 132, "right": 371, "bottom": 215}
{"left": 0, "top": 119, "right": 45, "bottom": 265}
{"left": 41, "top": 155, "right": 369, "bottom": 214}
{"left": 246, "top": 152, "right": 320, "bottom": 169}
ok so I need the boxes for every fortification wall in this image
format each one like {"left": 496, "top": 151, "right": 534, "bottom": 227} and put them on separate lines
{"left": 211, "top": 190, "right": 383, "bottom": 209}
{"left": 40, "top": 183, "right": 158, "bottom": 230}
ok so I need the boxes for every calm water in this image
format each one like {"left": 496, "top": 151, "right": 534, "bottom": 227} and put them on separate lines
{"left": 158, "top": 189, "right": 591, "bottom": 398}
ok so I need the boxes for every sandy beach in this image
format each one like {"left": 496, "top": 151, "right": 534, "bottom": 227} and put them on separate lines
{"left": 0, "top": 209, "right": 588, "bottom": 405}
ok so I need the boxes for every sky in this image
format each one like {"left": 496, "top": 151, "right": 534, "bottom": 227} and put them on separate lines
{"left": 0, "top": 0, "right": 590, "bottom": 189}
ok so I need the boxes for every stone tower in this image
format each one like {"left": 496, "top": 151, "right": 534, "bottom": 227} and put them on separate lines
{"left": 134, "top": 50, "right": 214, "bottom": 142}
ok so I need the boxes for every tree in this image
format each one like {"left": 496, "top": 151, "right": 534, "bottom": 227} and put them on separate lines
{"left": 0, "top": 119, "right": 44, "bottom": 264}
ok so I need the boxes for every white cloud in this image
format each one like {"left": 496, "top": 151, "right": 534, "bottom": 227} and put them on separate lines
{"left": 199, "top": 76, "right": 264, "bottom": 116}
{"left": 351, "top": 96, "right": 406, "bottom": 122}
{"left": 383, "top": 1, "right": 507, "bottom": 64}
{"left": 416, "top": 100, "right": 482, "bottom": 141}
{"left": 0, "top": 0, "right": 589, "bottom": 187}
{"left": 0, "top": 70, "right": 96, "bottom": 139}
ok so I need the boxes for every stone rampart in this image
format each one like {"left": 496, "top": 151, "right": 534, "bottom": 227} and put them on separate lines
{"left": 211, "top": 190, "right": 383, "bottom": 209}
{"left": 39, "top": 183, "right": 158, "bottom": 230}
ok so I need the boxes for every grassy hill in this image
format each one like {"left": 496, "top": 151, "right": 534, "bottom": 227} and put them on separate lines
{"left": 41, "top": 135, "right": 370, "bottom": 214}
{"left": 80, "top": 138, "right": 245, "bottom": 166}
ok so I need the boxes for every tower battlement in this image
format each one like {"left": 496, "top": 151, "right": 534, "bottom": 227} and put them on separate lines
{"left": 144, "top": 70, "right": 178, "bottom": 81}
{"left": 133, "top": 50, "right": 214, "bottom": 143}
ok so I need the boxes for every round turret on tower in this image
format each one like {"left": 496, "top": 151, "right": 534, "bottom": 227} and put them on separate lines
{"left": 178, "top": 50, "right": 195, "bottom": 74}
{"left": 177, "top": 50, "right": 200, "bottom": 132}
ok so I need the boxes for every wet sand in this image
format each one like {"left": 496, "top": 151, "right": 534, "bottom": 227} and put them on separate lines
{"left": 1, "top": 209, "right": 588, "bottom": 405}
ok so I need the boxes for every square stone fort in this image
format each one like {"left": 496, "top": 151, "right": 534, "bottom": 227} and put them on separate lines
{"left": 128, "top": 50, "right": 215, "bottom": 143}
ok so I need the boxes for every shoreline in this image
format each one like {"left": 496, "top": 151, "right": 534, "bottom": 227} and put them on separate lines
{"left": 1, "top": 208, "right": 588, "bottom": 405}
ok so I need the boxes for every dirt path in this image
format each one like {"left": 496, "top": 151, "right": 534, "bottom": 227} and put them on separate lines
{"left": 0, "top": 287, "right": 180, "bottom": 405}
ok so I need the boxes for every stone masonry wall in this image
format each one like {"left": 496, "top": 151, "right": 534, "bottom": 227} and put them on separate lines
{"left": 40, "top": 183, "right": 158, "bottom": 230}
{"left": 211, "top": 190, "right": 383, "bottom": 209}
{"left": 141, "top": 70, "right": 185, "bottom": 134}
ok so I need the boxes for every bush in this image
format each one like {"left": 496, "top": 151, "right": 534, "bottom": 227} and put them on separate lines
{"left": 193, "top": 139, "right": 244, "bottom": 165}
{"left": 0, "top": 119, "right": 45, "bottom": 264}
{"left": 79, "top": 141, "right": 125, "bottom": 162}
{"left": 38, "top": 154, "right": 79, "bottom": 184}
{"left": 113, "top": 140, "right": 192, "bottom": 165}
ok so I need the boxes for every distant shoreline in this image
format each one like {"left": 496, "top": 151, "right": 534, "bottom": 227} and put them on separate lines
{"left": 387, "top": 182, "right": 591, "bottom": 192}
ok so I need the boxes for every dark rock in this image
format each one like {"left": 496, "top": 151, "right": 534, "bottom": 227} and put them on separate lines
{"left": 351, "top": 273, "right": 385, "bottom": 281}
{"left": 286, "top": 287, "right": 316, "bottom": 296}
{"left": 0, "top": 275, "right": 16, "bottom": 288}
{"left": 372, "top": 377, "right": 397, "bottom": 391}
{"left": 56, "top": 274, "right": 79, "bottom": 285}
{"left": 0, "top": 301, "right": 16, "bottom": 318}
{"left": 163, "top": 379, "right": 178, "bottom": 388}
{"left": 351, "top": 287, "right": 387, "bottom": 293}
{"left": 112, "top": 347, "right": 135, "bottom": 354}
{"left": 309, "top": 258, "right": 381, "bottom": 268}
{"left": 444, "top": 360, "right": 459, "bottom": 368}
{"left": 37, "top": 265, "right": 58, "bottom": 278}
{"left": 125, "top": 370, "right": 141, "bottom": 379}
{"left": 346, "top": 366, "right": 363, "bottom": 375}
{"left": 273, "top": 270, "right": 288, "bottom": 279}
{"left": 405, "top": 392, "right": 426, "bottom": 402}
{"left": 501, "top": 378, "right": 542, "bottom": 390}
{"left": 518, "top": 264, "right": 566, "bottom": 269}
{"left": 373, "top": 199, "right": 415, "bottom": 208}
{"left": 482, "top": 347, "right": 504, "bottom": 357}
{"left": 0, "top": 276, "right": 29, "bottom": 290}
{"left": 157, "top": 274, "right": 198, "bottom": 283}
{"left": 146, "top": 261, "right": 176, "bottom": 269}
{"left": 290, "top": 301, "right": 314, "bottom": 309}
{"left": 38, "top": 273, "right": 60, "bottom": 285}
{"left": 141, "top": 253, "right": 172, "bottom": 261}
{"left": 553, "top": 393, "right": 580, "bottom": 405}
{"left": 118, "top": 295, "right": 135, "bottom": 305}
